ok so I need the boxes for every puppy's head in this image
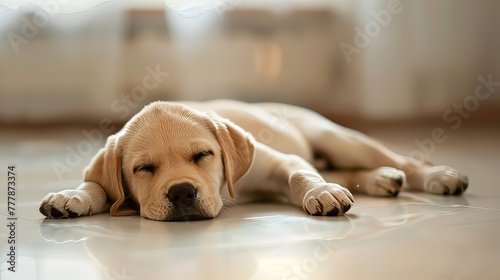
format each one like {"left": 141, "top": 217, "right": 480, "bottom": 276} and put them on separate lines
{"left": 84, "top": 102, "right": 255, "bottom": 221}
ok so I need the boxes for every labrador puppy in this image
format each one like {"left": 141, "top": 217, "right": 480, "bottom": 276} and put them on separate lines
{"left": 40, "top": 100, "right": 468, "bottom": 221}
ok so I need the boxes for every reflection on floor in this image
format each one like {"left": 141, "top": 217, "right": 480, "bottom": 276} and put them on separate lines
{"left": 1, "top": 124, "right": 499, "bottom": 280}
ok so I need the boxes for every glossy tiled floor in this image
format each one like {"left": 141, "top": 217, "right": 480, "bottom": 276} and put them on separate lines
{"left": 1, "top": 124, "right": 499, "bottom": 280}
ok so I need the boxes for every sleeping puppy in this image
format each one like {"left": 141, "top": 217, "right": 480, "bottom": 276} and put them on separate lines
{"left": 40, "top": 100, "right": 469, "bottom": 221}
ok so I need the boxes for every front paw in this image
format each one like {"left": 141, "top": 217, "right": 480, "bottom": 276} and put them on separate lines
{"left": 39, "top": 190, "right": 94, "bottom": 218}
{"left": 302, "top": 183, "right": 354, "bottom": 216}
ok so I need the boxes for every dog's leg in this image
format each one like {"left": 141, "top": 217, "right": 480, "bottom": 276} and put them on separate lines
{"left": 266, "top": 104, "right": 468, "bottom": 195}
{"left": 245, "top": 143, "right": 354, "bottom": 216}
{"left": 320, "top": 167, "right": 406, "bottom": 197}
{"left": 310, "top": 127, "right": 468, "bottom": 195}
{"left": 39, "top": 182, "right": 110, "bottom": 218}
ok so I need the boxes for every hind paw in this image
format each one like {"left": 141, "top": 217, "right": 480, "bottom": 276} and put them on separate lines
{"left": 364, "top": 167, "right": 406, "bottom": 197}
{"left": 424, "top": 166, "right": 468, "bottom": 195}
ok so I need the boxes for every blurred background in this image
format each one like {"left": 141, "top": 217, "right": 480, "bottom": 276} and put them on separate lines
{"left": 1, "top": 3, "right": 500, "bottom": 279}
{"left": 0, "top": 0, "right": 499, "bottom": 126}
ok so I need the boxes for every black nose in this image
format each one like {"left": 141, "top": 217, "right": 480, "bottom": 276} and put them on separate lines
{"left": 167, "top": 183, "right": 197, "bottom": 207}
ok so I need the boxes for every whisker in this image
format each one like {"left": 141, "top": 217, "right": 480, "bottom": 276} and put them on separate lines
{"left": 221, "top": 195, "right": 239, "bottom": 208}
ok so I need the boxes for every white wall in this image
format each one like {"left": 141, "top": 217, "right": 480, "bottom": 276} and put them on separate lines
{"left": 0, "top": 0, "right": 498, "bottom": 123}
{"left": 352, "top": 0, "right": 500, "bottom": 119}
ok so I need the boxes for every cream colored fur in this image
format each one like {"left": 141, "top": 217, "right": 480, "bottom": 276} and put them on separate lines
{"left": 40, "top": 100, "right": 468, "bottom": 221}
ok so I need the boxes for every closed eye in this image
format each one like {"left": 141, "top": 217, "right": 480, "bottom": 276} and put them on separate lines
{"left": 133, "top": 164, "right": 156, "bottom": 174}
{"left": 192, "top": 150, "right": 214, "bottom": 163}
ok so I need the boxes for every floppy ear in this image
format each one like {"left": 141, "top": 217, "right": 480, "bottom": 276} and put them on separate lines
{"left": 83, "top": 134, "right": 134, "bottom": 216}
{"left": 208, "top": 113, "right": 255, "bottom": 198}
